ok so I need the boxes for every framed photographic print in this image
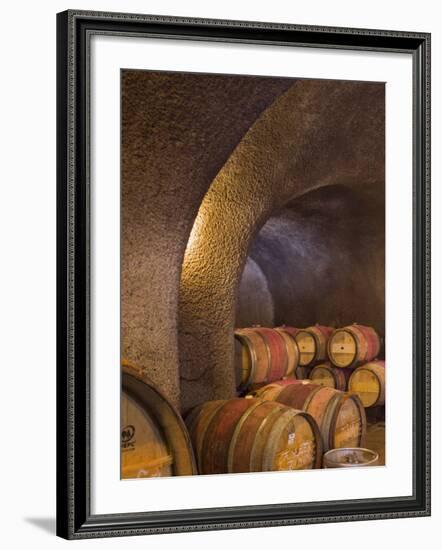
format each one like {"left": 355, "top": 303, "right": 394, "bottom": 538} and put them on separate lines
{"left": 56, "top": 10, "right": 431, "bottom": 539}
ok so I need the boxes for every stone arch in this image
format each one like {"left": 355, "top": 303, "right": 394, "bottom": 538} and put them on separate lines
{"left": 178, "top": 79, "right": 384, "bottom": 412}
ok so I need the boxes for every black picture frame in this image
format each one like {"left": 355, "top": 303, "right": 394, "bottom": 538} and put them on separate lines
{"left": 56, "top": 9, "right": 431, "bottom": 540}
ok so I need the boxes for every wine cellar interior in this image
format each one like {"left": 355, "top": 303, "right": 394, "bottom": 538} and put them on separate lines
{"left": 121, "top": 69, "right": 385, "bottom": 478}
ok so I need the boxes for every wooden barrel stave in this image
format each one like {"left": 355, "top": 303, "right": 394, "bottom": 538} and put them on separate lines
{"left": 275, "top": 327, "right": 300, "bottom": 377}
{"left": 249, "top": 378, "right": 305, "bottom": 401}
{"left": 277, "top": 381, "right": 323, "bottom": 410}
{"left": 253, "top": 327, "right": 289, "bottom": 382}
{"left": 185, "top": 400, "right": 225, "bottom": 472}
{"left": 248, "top": 404, "right": 291, "bottom": 471}
{"left": 201, "top": 399, "right": 254, "bottom": 475}
{"left": 228, "top": 400, "right": 280, "bottom": 472}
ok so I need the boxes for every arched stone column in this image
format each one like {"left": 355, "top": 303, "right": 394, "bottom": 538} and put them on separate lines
{"left": 179, "top": 79, "right": 384, "bottom": 411}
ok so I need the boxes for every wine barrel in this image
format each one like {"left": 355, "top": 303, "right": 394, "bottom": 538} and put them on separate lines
{"left": 328, "top": 324, "right": 381, "bottom": 368}
{"left": 234, "top": 327, "right": 294, "bottom": 388}
{"left": 121, "top": 362, "right": 197, "bottom": 478}
{"left": 294, "top": 325, "right": 334, "bottom": 366}
{"left": 309, "top": 363, "right": 351, "bottom": 391}
{"left": 348, "top": 360, "right": 385, "bottom": 407}
{"left": 186, "top": 398, "right": 322, "bottom": 474}
{"left": 257, "top": 381, "right": 366, "bottom": 452}
{"left": 323, "top": 447, "right": 379, "bottom": 468}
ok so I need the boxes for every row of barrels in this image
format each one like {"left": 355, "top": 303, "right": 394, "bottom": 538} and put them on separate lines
{"left": 185, "top": 379, "right": 367, "bottom": 475}
{"left": 308, "top": 361, "right": 385, "bottom": 408}
{"left": 249, "top": 380, "right": 367, "bottom": 452}
{"left": 235, "top": 324, "right": 381, "bottom": 389}
{"left": 121, "top": 363, "right": 370, "bottom": 479}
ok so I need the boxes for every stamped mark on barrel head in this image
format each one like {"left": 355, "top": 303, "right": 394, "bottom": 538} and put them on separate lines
{"left": 121, "top": 424, "right": 136, "bottom": 451}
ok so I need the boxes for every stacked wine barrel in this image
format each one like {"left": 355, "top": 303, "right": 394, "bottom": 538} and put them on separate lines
{"left": 234, "top": 324, "right": 334, "bottom": 389}
{"left": 121, "top": 323, "right": 384, "bottom": 479}
{"left": 299, "top": 326, "right": 385, "bottom": 408}
{"left": 326, "top": 325, "right": 385, "bottom": 409}
{"left": 328, "top": 324, "right": 380, "bottom": 368}
{"left": 234, "top": 326, "right": 299, "bottom": 388}
{"left": 234, "top": 323, "right": 385, "bottom": 406}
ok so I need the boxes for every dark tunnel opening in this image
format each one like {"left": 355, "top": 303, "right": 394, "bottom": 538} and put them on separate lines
{"left": 236, "top": 184, "right": 385, "bottom": 340}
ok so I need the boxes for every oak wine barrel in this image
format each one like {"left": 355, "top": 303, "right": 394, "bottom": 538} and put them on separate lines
{"left": 328, "top": 324, "right": 381, "bottom": 368}
{"left": 185, "top": 398, "right": 322, "bottom": 474}
{"left": 348, "top": 360, "right": 385, "bottom": 407}
{"left": 234, "top": 327, "right": 296, "bottom": 388}
{"left": 256, "top": 380, "right": 366, "bottom": 452}
{"left": 309, "top": 363, "right": 351, "bottom": 391}
{"left": 294, "top": 325, "right": 334, "bottom": 367}
{"left": 121, "top": 362, "right": 197, "bottom": 478}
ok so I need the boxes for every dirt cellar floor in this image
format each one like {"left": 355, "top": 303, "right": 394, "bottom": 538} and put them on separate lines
{"left": 364, "top": 421, "right": 386, "bottom": 466}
